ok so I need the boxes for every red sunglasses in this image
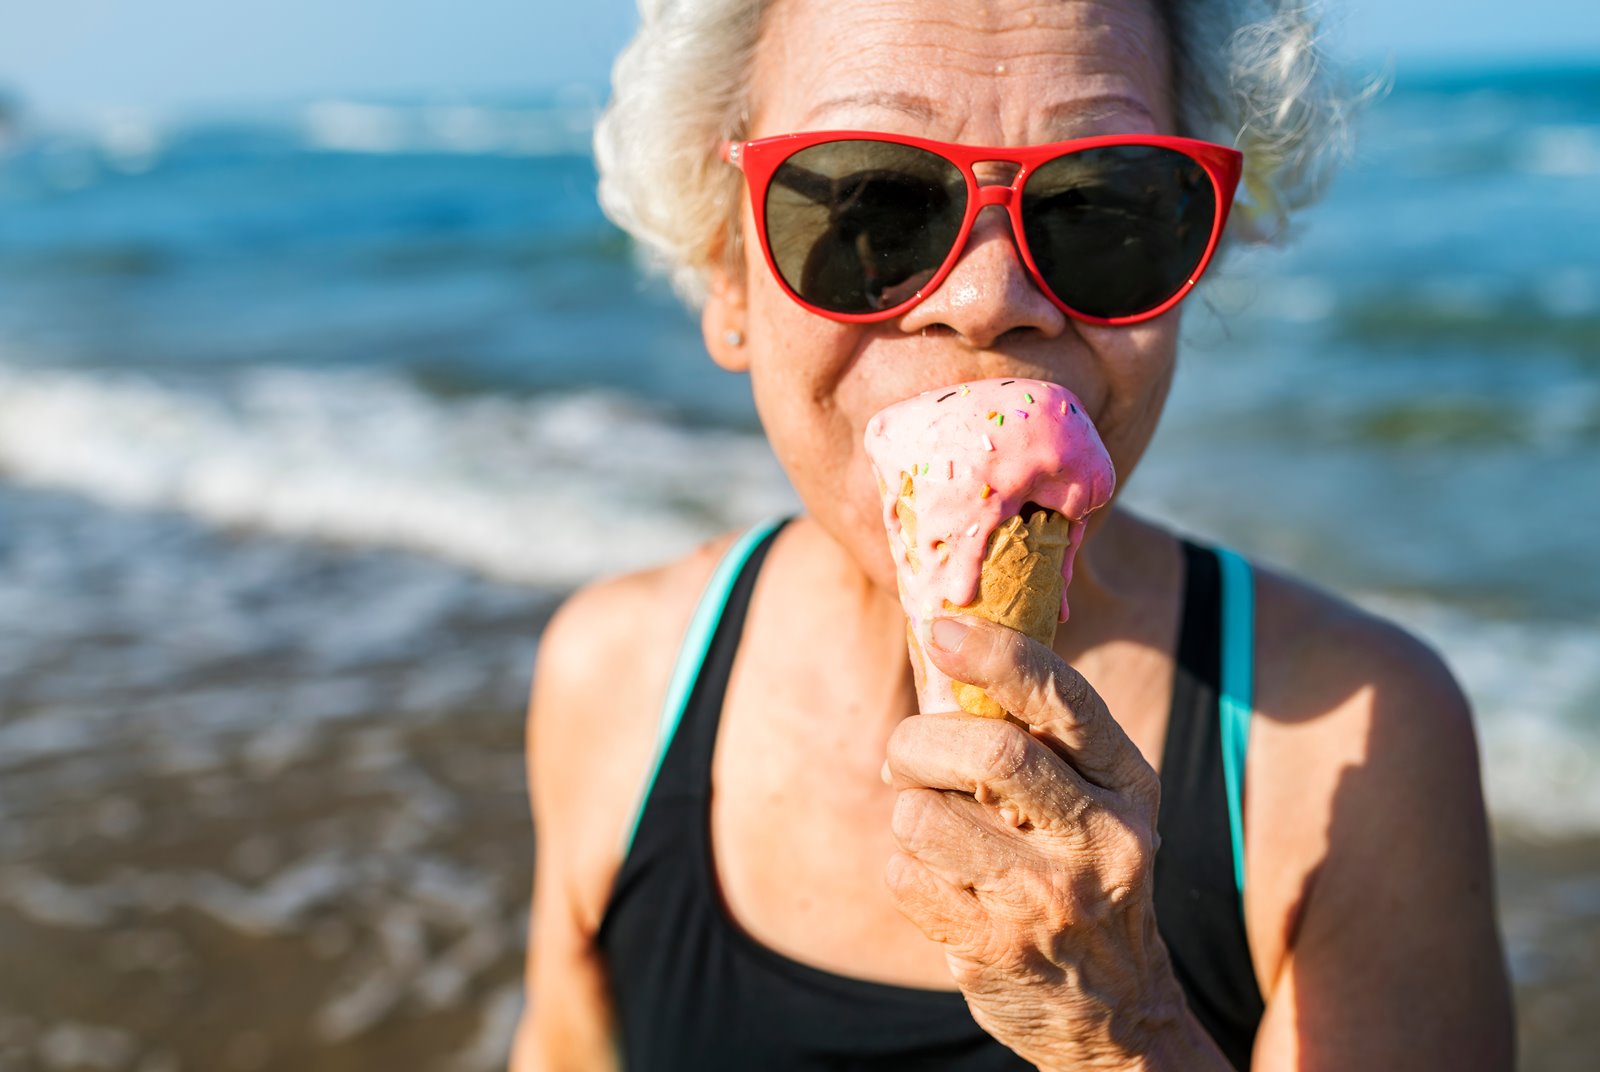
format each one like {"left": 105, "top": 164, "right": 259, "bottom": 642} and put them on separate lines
{"left": 722, "top": 130, "right": 1243, "bottom": 326}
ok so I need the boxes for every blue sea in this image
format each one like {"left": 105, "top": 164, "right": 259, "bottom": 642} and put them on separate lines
{"left": 0, "top": 64, "right": 1597, "bottom": 1068}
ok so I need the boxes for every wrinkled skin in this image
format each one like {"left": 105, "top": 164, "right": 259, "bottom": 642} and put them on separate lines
{"left": 885, "top": 615, "right": 1212, "bottom": 1068}
{"left": 704, "top": 0, "right": 1182, "bottom": 606}
{"left": 699, "top": 0, "right": 1233, "bottom": 1066}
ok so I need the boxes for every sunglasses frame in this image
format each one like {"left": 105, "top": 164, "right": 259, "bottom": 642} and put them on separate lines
{"left": 721, "top": 129, "right": 1244, "bottom": 326}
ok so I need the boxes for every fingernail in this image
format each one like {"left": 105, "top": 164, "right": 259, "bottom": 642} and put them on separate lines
{"left": 880, "top": 759, "right": 892, "bottom": 785}
{"left": 930, "top": 617, "right": 969, "bottom": 653}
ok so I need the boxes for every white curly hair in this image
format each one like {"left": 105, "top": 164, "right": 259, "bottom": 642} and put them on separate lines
{"left": 593, "top": 0, "right": 1361, "bottom": 311}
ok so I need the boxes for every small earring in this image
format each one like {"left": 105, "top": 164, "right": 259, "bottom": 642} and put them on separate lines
{"left": 723, "top": 329, "right": 744, "bottom": 347}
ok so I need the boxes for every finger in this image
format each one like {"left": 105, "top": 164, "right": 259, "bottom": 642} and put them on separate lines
{"left": 886, "top": 710, "right": 1099, "bottom": 833}
{"left": 925, "top": 614, "right": 1155, "bottom": 795}
{"left": 884, "top": 850, "right": 987, "bottom": 950}
{"left": 890, "top": 787, "right": 1027, "bottom": 891}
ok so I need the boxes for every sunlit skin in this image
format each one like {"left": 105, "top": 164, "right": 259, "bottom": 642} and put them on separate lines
{"left": 513, "top": 0, "right": 1516, "bottom": 1068}
{"left": 706, "top": 0, "right": 1181, "bottom": 643}
{"left": 698, "top": 0, "right": 1219, "bottom": 1062}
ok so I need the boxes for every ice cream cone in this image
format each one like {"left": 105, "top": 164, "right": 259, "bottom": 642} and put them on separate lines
{"left": 895, "top": 476, "right": 1072, "bottom": 721}
{"left": 864, "top": 378, "right": 1115, "bottom": 723}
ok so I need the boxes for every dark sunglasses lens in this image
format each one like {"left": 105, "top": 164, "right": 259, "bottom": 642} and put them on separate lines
{"left": 765, "top": 140, "right": 967, "bottom": 314}
{"left": 1021, "top": 146, "right": 1217, "bottom": 319}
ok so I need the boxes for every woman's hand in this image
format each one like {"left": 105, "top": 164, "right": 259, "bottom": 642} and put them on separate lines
{"left": 883, "top": 615, "right": 1228, "bottom": 1071}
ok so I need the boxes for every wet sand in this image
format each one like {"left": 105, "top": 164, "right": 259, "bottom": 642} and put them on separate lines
{"left": 1494, "top": 834, "right": 1600, "bottom": 1072}
{"left": 0, "top": 703, "right": 534, "bottom": 1072}
{"left": 0, "top": 697, "right": 1594, "bottom": 1070}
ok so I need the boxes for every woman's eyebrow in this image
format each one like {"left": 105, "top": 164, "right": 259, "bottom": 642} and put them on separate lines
{"left": 800, "top": 89, "right": 1156, "bottom": 130}
{"left": 801, "top": 90, "right": 942, "bottom": 125}
{"left": 1040, "top": 94, "right": 1158, "bottom": 129}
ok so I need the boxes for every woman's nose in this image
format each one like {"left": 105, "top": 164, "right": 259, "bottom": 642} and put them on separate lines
{"left": 898, "top": 203, "right": 1068, "bottom": 349}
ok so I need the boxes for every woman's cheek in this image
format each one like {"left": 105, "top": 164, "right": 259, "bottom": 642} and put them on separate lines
{"left": 1089, "top": 328, "right": 1179, "bottom": 475}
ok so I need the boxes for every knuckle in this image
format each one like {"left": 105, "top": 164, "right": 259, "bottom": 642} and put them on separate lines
{"left": 977, "top": 724, "right": 1030, "bottom": 786}
{"left": 890, "top": 789, "right": 936, "bottom": 848}
{"left": 1041, "top": 867, "right": 1088, "bottom": 928}
{"left": 1108, "top": 823, "right": 1158, "bottom": 889}
{"left": 1020, "top": 672, "right": 1059, "bottom": 722}
{"left": 984, "top": 939, "right": 1033, "bottom": 979}
{"left": 1050, "top": 665, "right": 1093, "bottom": 716}
{"left": 958, "top": 911, "right": 1027, "bottom": 972}
{"left": 1108, "top": 866, "right": 1153, "bottom": 914}
{"left": 945, "top": 951, "right": 989, "bottom": 989}
{"left": 1060, "top": 785, "right": 1097, "bottom": 825}
{"left": 884, "top": 850, "right": 919, "bottom": 896}
{"left": 1142, "top": 779, "right": 1163, "bottom": 819}
{"left": 997, "top": 626, "right": 1034, "bottom": 670}
{"left": 1068, "top": 816, "right": 1157, "bottom": 916}
{"left": 1125, "top": 758, "right": 1162, "bottom": 809}
{"left": 1105, "top": 880, "right": 1141, "bottom": 911}
{"left": 884, "top": 719, "right": 916, "bottom": 767}
{"left": 1014, "top": 640, "right": 1058, "bottom": 702}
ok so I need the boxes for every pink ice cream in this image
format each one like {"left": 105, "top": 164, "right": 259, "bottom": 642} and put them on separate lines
{"left": 863, "top": 377, "right": 1116, "bottom": 660}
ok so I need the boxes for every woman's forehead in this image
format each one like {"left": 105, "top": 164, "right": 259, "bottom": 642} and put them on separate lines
{"left": 751, "top": 0, "right": 1173, "bottom": 141}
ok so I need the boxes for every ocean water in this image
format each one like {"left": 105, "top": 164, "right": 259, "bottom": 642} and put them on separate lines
{"left": 0, "top": 64, "right": 1597, "bottom": 1067}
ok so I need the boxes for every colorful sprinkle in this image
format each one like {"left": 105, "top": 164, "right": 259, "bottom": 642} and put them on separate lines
{"left": 921, "top": 462, "right": 930, "bottom": 475}
{"left": 981, "top": 434, "right": 995, "bottom": 451}
{"left": 967, "top": 523, "right": 980, "bottom": 538}
{"left": 946, "top": 460, "right": 954, "bottom": 480}
{"left": 1001, "top": 380, "right": 1015, "bottom": 385}
{"left": 1014, "top": 409, "right": 1029, "bottom": 419}
{"left": 986, "top": 410, "right": 997, "bottom": 420}
{"left": 958, "top": 384, "right": 971, "bottom": 397}
{"left": 1023, "top": 392, "right": 1034, "bottom": 404}
{"left": 1070, "top": 403, "right": 1078, "bottom": 414}
{"left": 996, "top": 413, "right": 1004, "bottom": 426}
{"left": 1059, "top": 400, "right": 1068, "bottom": 416}
{"left": 980, "top": 483, "right": 992, "bottom": 499}
{"left": 936, "top": 391, "right": 956, "bottom": 402}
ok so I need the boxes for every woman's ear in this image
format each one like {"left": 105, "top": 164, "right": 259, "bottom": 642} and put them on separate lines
{"left": 701, "top": 235, "right": 751, "bottom": 373}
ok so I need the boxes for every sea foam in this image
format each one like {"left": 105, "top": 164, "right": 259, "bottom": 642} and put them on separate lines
{"left": 0, "top": 359, "right": 1597, "bottom": 836}
{"left": 0, "top": 361, "right": 800, "bottom": 587}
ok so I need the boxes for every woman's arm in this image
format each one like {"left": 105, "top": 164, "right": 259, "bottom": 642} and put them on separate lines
{"left": 510, "top": 587, "right": 629, "bottom": 1072}
{"left": 510, "top": 850, "right": 617, "bottom": 1071}
{"left": 1249, "top": 621, "right": 1514, "bottom": 1070}
{"left": 883, "top": 610, "right": 1514, "bottom": 1071}
{"left": 508, "top": 537, "right": 738, "bottom": 1071}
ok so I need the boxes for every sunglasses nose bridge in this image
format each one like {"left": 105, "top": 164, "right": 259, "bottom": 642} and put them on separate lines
{"left": 973, "top": 185, "right": 1014, "bottom": 209}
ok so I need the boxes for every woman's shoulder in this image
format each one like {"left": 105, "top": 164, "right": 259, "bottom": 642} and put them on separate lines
{"left": 526, "top": 525, "right": 752, "bottom": 929}
{"left": 1248, "top": 555, "right": 1481, "bottom": 849}
{"left": 1241, "top": 554, "right": 1486, "bottom": 999}
{"left": 531, "top": 523, "right": 751, "bottom": 765}
{"left": 1161, "top": 521, "right": 1468, "bottom": 725}
{"left": 1248, "top": 556, "right": 1470, "bottom": 735}
{"left": 538, "top": 526, "right": 748, "bottom": 687}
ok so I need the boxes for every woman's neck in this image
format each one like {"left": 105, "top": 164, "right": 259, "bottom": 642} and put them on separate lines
{"left": 792, "top": 502, "right": 1170, "bottom": 730}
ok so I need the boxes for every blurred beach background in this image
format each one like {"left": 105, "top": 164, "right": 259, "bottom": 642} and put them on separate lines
{"left": 1, "top": 1, "right": 1598, "bottom": 1069}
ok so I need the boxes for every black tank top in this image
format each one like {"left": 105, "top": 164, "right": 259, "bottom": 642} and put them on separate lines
{"left": 597, "top": 518, "right": 1265, "bottom": 1069}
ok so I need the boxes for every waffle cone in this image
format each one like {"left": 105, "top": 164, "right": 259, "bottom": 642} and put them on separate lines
{"left": 894, "top": 474, "right": 1073, "bottom": 721}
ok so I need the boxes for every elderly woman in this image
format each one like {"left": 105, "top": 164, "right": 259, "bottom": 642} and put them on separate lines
{"left": 513, "top": 0, "right": 1515, "bottom": 1068}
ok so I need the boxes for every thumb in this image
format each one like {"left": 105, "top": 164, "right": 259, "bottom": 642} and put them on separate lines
{"left": 924, "top": 615, "right": 1054, "bottom": 721}
{"left": 925, "top": 615, "right": 1150, "bottom": 797}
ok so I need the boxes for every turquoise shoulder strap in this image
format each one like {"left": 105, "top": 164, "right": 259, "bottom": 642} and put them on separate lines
{"left": 1214, "top": 545, "right": 1255, "bottom": 904}
{"left": 620, "top": 516, "right": 788, "bottom": 857}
